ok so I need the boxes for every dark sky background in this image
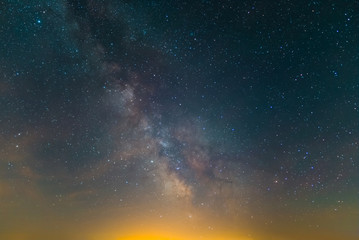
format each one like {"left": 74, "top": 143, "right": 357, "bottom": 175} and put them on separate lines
{"left": 0, "top": 1, "right": 358, "bottom": 240}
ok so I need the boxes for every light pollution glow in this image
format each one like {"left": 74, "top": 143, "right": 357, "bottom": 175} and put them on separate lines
{"left": 1, "top": 188, "right": 358, "bottom": 240}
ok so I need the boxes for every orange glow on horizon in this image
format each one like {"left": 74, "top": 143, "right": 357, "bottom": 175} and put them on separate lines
{"left": 117, "top": 235, "right": 181, "bottom": 240}
{"left": 117, "top": 237, "right": 251, "bottom": 240}
{"left": 115, "top": 234, "right": 255, "bottom": 240}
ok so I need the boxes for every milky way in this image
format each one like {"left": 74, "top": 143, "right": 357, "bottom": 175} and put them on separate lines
{"left": 0, "top": 1, "right": 358, "bottom": 240}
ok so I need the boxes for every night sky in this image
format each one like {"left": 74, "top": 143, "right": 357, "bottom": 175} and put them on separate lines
{"left": 0, "top": 1, "right": 358, "bottom": 240}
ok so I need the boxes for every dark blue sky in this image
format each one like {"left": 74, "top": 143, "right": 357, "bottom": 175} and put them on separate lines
{"left": 0, "top": 1, "right": 358, "bottom": 240}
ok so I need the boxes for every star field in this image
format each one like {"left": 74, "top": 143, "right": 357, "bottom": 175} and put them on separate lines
{"left": 0, "top": 1, "right": 358, "bottom": 240}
